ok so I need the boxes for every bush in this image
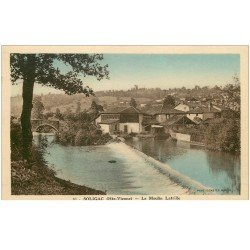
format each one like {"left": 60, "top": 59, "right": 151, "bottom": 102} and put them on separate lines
{"left": 58, "top": 120, "right": 112, "bottom": 146}
{"left": 204, "top": 118, "right": 240, "bottom": 152}
{"left": 11, "top": 120, "right": 23, "bottom": 161}
{"left": 11, "top": 119, "right": 50, "bottom": 165}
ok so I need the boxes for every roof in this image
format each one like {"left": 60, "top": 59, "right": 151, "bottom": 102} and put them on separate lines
{"left": 144, "top": 105, "right": 185, "bottom": 115}
{"left": 120, "top": 106, "right": 143, "bottom": 114}
{"left": 141, "top": 117, "right": 160, "bottom": 126}
{"left": 189, "top": 106, "right": 220, "bottom": 113}
{"left": 102, "top": 106, "right": 143, "bottom": 114}
{"left": 161, "top": 115, "right": 196, "bottom": 126}
{"left": 99, "top": 119, "right": 119, "bottom": 125}
{"left": 160, "top": 107, "right": 185, "bottom": 114}
{"left": 101, "top": 107, "right": 125, "bottom": 114}
{"left": 143, "top": 106, "right": 161, "bottom": 115}
{"left": 151, "top": 125, "right": 164, "bottom": 128}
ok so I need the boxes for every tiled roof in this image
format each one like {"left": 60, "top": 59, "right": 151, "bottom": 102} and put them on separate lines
{"left": 119, "top": 106, "right": 143, "bottom": 114}
{"left": 101, "top": 107, "right": 125, "bottom": 114}
{"left": 142, "top": 118, "right": 159, "bottom": 126}
{"left": 143, "top": 106, "right": 161, "bottom": 115}
{"left": 99, "top": 119, "right": 119, "bottom": 124}
{"left": 161, "top": 115, "right": 196, "bottom": 126}
{"left": 187, "top": 107, "right": 220, "bottom": 113}
{"left": 160, "top": 107, "right": 185, "bottom": 114}
{"left": 144, "top": 105, "right": 185, "bottom": 115}
{"left": 102, "top": 106, "right": 143, "bottom": 114}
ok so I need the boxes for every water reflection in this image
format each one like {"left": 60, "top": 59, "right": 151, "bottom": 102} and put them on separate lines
{"left": 126, "top": 138, "right": 240, "bottom": 194}
{"left": 206, "top": 151, "right": 240, "bottom": 194}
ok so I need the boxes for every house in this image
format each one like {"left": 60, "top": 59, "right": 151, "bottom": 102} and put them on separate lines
{"left": 155, "top": 107, "right": 185, "bottom": 123}
{"left": 161, "top": 115, "right": 197, "bottom": 142}
{"left": 95, "top": 106, "right": 145, "bottom": 134}
{"left": 174, "top": 102, "right": 221, "bottom": 120}
{"left": 145, "top": 105, "right": 185, "bottom": 122}
{"left": 162, "top": 115, "right": 196, "bottom": 130}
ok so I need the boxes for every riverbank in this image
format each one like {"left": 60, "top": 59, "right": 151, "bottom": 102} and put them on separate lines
{"left": 11, "top": 160, "right": 105, "bottom": 195}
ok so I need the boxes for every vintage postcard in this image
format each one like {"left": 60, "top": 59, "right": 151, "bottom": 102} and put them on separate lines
{"left": 1, "top": 45, "right": 249, "bottom": 200}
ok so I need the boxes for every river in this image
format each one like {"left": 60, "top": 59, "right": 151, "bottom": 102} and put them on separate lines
{"left": 34, "top": 134, "right": 240, "bottom": 195}
{"left": 126, "top": 137, "right": 240, "bottom": 194}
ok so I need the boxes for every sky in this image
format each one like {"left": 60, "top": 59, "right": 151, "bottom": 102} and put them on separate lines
{"left": 11, "top": 54, "right": 240, "bottom": 96}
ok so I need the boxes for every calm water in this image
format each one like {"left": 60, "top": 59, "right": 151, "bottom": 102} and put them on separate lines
{"left": 33, "top": 134, "right": 188, "bottom": 195}
{"left": 126, "top": 138, "right": 240, "bottom": 194}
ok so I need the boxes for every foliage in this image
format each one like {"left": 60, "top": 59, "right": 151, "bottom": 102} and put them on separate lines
{"left": 43, "top": 111, "right": 54, "bottom": 120}
{"left": 91, "top": 101, "right": 104, "bottom": 115}
{"left": 59, "top": 124, "right": 111, "bottom": 146}
{"left": 11, "top": 119, "right": 23, "bottom": 161}
{"left": 223, "top": 75, "right": 240, "bottom": 105}
{"left": 221, "top": 108, "right": 240, "bottom": 119}
{"left": 129, "top": 98, "right": 137, "bottom": 108}
{"left": 76, "top": 101, "right": 81, "bottom": 114}
{"left": 10, "top": 119, "right": 49, "bottom": 167}
{"left": 163, "top": 95, "right": 175, "bottom": 108}
{"left": 10, "top": 53, "right": 109, "bottom": 160}
{"left": 55, "top": 108, "right": 64, "bottom": 120}
{"left": 32, "top": 96, "right": 45, "bottom": 119}
{"left": 11, "top": 53, "right": 109, "bottom": 95}
{"left": 204, "top": 118, "right": 240, "bottom": 152}
{"left": 57, "top": 111, "right": 111, "bottom": 146}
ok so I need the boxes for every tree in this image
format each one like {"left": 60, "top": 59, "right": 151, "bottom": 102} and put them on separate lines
{"left": 223, "top": 75, "right": 240, "bottom": 106}
{"left": 32, "top": 96, "right": 44, "bottom": 119}
{"left": 91, "top": 101, "right": 104, "bottom": 115}
{"left": 55, "top": 108, "right": 63, "bottom": 120}
{"left": 129, "top": 98, "right": 137, "bottom": 108}
{"left": 162, "top": 95, "right": 175, "bottom": 108}
{"left": 204, "top": 118, "right": 240, "bottom": 152}
{"left": 10, "top": 53, "right": 109, "bottom": 160}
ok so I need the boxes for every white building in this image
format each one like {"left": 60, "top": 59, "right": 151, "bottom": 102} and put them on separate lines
{"left": 95, "top": 106, "right": 145, "bottom": 134}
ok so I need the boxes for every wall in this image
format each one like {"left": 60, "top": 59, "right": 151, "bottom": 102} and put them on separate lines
{"left": 101, "top": 114, "right": 120, "bottom": 121}
{"left": 174, "top": 104, "right": 190, "bottom": 112}
{"left": 119, "top": 123, "right": 140, "bottom": 133}
{"left": 95, "top": 116, "right": 101, "bottom": 125}
{"left": 99, "top": 124, "right": 110, "bottom": 134}
{"left": 156, "top": 114, "right": 167, "bottom": 123}
{"left": 171, "top": 132, "right": 191, "bottom": 142}
{"left": 139, "top": 114, "right": 144, "bottom": 132}
{"left": 186, "top": 113, "right": 203, "bottom": 121}
{"left": 109, "top": 123, "right": 118, "bottom": 134}
{"left": 203, "top": 112, "right": 215, "bottom": 120}
{"left": 155, "top": 114, "right": 176, "bottom": 123}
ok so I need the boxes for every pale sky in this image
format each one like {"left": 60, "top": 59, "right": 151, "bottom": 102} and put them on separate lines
{"left": 11, "top": 54, "right": 240, "bottom": 96}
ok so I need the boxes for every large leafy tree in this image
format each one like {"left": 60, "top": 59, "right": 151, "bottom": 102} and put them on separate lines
{"left": 129, "top": 98, "right": 137, "bottom": 108}
{"left": 162, "top": 95, "right": 175, "bottom": 109}
{"left": 91, "top": 100, "right": 104, "bottom": 115}
{"left": 10, "top": 53, "right": 109, "bottom": 160}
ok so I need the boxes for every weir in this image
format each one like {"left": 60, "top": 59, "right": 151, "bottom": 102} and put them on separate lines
{"left": 117, "top": 142, "right": 212, "bottom": 194}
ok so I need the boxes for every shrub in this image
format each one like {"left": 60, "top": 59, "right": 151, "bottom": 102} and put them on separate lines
{"left": 11, "top": 120, "right": 23, "bottom": 161}
{"left": 204, "top": 118, "right": 240, "bottom": 152}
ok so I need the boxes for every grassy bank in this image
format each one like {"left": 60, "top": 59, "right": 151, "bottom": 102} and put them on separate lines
{"left": 11, "top": 160, "right": 105, "bottom": 195}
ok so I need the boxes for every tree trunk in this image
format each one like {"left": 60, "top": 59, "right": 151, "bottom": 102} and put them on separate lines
{"left": 21, "top": 55, "right": 36, "bottom": 161}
